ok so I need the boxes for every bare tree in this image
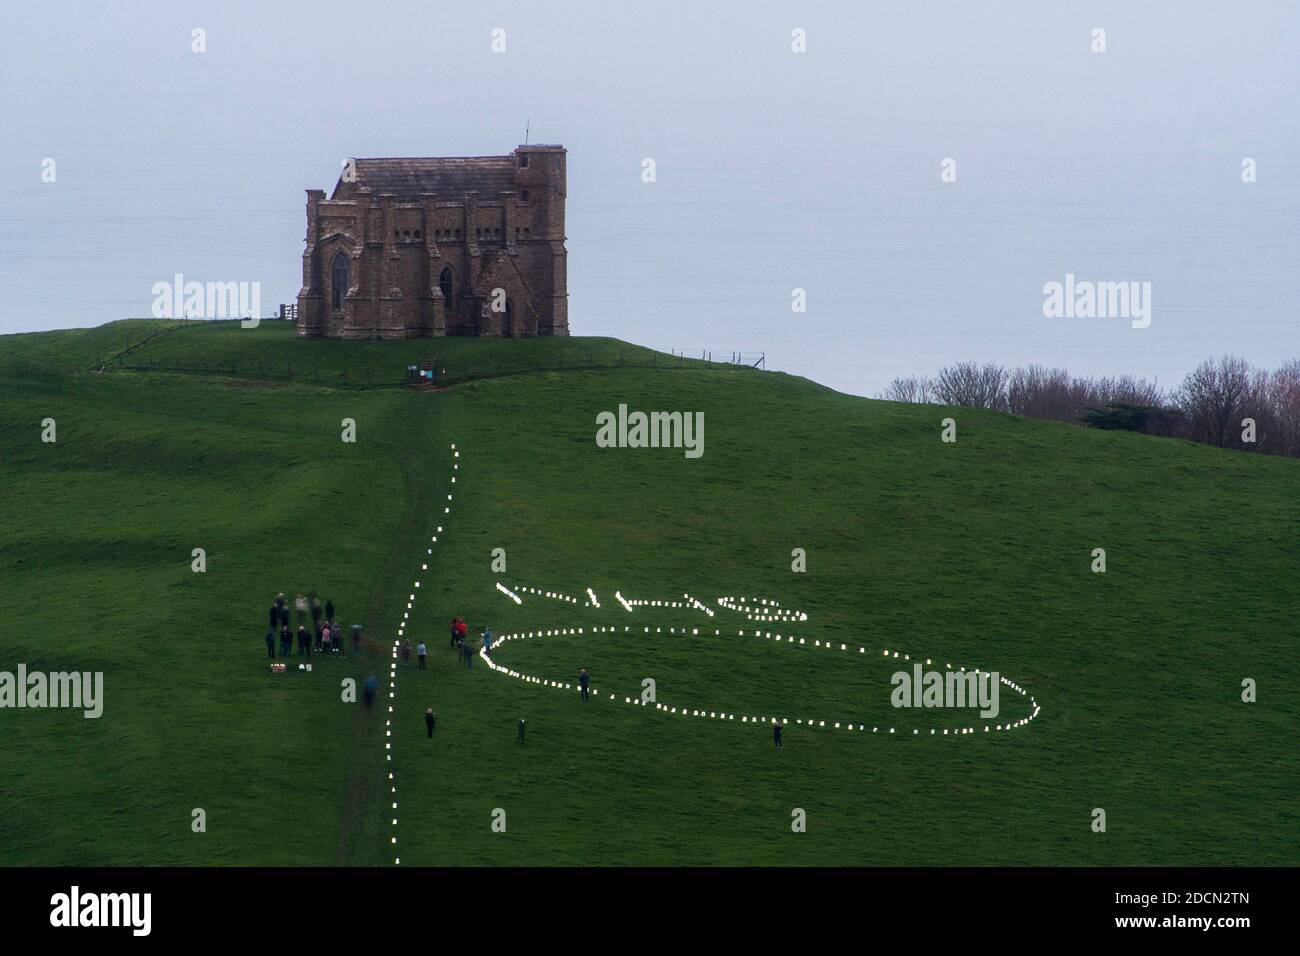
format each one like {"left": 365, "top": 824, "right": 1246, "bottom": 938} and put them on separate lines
{"left": 1173, "top": 355, "right": 1253, "bottom": 447}
{"left": 1245, "top": 360, "right": 1300, "bottom": 456}
{"left": 883, "top": 355, "right": 1298, "bottom": 457}
{"left": 931, "top": 362, "right": 1008, "bottom": 410}
{"left": 879, "top": 375, "right": 932, "bottom": 403}
{"left": 1267, "top": 359, "right": 1300, "bottom": 457}
{"left": 1096, "top": 374, "right": 1164, "bottom": 408}
{"left": 1008, "top": 365, "right": 1096, "bottom": 421}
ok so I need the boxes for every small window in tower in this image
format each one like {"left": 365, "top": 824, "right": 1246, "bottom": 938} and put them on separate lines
{"left": 455, "top": 229, "right": 461, "bottom": 239}
{"left": 520, "top": 154, "right": 529, "bottom": 168}
{"left": 521, "top": 189, "right": 530, "bottom": 202}
{"left": 414, "top": 230, "right": 421, "bottom": 239}
{"left": 515, "top": 227, "right": 520, "bottom": 238}
{"left": 523, "top": 228, "right": 531, "bottom": 237}
{"left": 403, "top": 230, "right": 411, "bottom": 239}
{"left": 476, "top": 228, "right": 481, "bottom": 237}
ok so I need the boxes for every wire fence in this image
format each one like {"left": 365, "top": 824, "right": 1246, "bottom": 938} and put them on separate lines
{"left": 670, "top": 349, "right": 766, "bottom": 369}
{"left": 98, "top": 344, "right": 767, "bottom": 391}
{"left": 78, "top": 317, "right": 770, "bottom": 389}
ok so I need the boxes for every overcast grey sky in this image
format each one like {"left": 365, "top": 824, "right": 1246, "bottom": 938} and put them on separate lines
{"left": 1, "top": 0, "right": 1296, "bottom": 395}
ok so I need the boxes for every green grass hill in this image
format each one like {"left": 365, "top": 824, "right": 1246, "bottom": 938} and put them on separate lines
{"left": 1, "top": 319, "right": 1295, "bottom": 866}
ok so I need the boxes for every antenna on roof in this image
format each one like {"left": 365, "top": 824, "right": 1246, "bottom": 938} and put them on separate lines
{"left": 525, "top": 119, "right": 530, "bottom": 145}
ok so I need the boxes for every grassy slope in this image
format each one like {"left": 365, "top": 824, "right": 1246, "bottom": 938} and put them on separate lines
{"left": 1, "top": 320, "right": 1295, "bottom": 866}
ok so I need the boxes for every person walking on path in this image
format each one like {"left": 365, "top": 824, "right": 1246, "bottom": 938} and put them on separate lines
{"left": 363, "top": 676, "right": 377, "bottom": 709}
{"left": 265, "top": 627, "right": 276, "bottom": 659}
{"left": 417, "top": 642, "right": 427, "bottom": 670}
{"left": 773, "top": 720, "right": 783, "bottom": 749}
{"left": 482, "top": 627, "right": 493, "bottom": 658}
{"left": 579, "top": 668, "right": 590, "bottom": 702}
{"left": 424, "top": 708, "right": 435, "bottom": 738}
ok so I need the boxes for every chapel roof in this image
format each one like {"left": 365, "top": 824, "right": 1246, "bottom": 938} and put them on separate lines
{"left": 332, "top": 155, "right": 520, "bottom": 200}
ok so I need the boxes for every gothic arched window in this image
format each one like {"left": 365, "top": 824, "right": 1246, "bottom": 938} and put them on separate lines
{"left": 331, "top": 252, "right": 349, "bottom": 311}
{"left": 439, "top": 266, "right": 454, "bottom": 303}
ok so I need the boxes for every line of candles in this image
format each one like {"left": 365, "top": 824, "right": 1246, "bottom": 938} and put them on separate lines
{"left": 717, "top": 595, "right": 808, "bottom": 623}
{"left": 389, "top": 441, "right": 459, "bottom": 865}
{"left": 478, "top": 609, "right": 1043, "bottom": 737}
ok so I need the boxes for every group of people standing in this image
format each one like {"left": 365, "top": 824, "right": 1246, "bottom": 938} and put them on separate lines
{"left": 263, "top": 598, "right": 613, "bottom": 741}
{"left": 264, "top": 591, "right": 357, "bottom": 659}
{"left": 449, "top": 616, "right": 490, "bottom": 669}
{"left": 390, "top": 617, "right": 493, "bottom": 674}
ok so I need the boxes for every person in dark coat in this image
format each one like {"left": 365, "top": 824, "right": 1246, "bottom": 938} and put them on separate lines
{"left": 363, "top": 676, "right": 377, "bottom": 709}
{"left": 268, "top": 604, "right": 278, "bottom": 631}
{"left": 325, "top": 599, "right": 335, "bottom": 625}
{"left": 265, "top": 628, "right": 276, "bottom": 659}
{"left": 773, "top": 720, "right": 783, "bottom": 749}
{"left": 298, "top": 625, "right": 310, "bottom": 656}
{"left": 579, "top": 668, "right": 590, "bottom": 702}
{"left": 278, "top": 605, "right": 290, "bottom": 629}
{"left": 424, "top": 708, "right": 435, "bottom": 738}
{"left": 449, "top": 619, "right": 458, "bottom": 649}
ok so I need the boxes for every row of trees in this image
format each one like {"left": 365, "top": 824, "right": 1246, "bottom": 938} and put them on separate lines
{"left": 879, "top": 356, "right": 1300, "bottom": 458}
